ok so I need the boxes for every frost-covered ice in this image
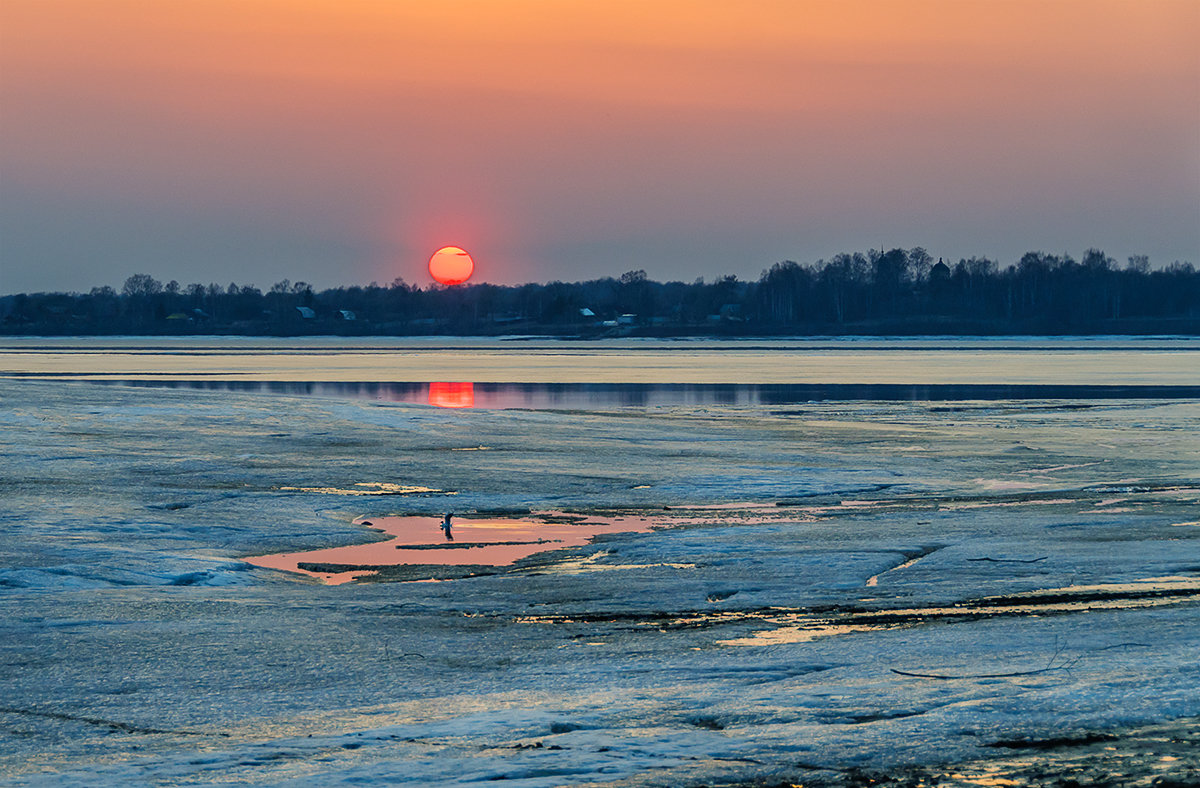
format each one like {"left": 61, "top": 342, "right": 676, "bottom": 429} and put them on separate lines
{"left": 1, "top": 345, "right": 1199, "bottom": 785}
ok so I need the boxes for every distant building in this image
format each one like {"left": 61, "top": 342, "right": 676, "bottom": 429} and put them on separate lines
{"left": 579, "top": 308, "right": 595, "bottom": 317}
{"left": 930, "top": 259, "right": 951, "bottom": 282}
{"left": 617, "top": 314, "right": 636, "bottom": 325}
{"left": 296, "top": 306, "right": 316, "bottom": 319}
{"left": 492, "top": 313, "right": 523, "bottom": 324}
{"left": 338, "top": 310, "right": 356, "bottom": 321}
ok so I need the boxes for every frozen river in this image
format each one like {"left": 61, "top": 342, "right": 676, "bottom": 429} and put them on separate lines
{"left": 1, "top": 337, "right": 1198, "bottom": 785}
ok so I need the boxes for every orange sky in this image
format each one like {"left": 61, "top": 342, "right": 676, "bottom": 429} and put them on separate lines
{"left": 2, "top": 0, "right": 1197, "bottom": 290}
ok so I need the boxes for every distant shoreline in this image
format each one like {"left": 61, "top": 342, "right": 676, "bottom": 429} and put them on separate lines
{"left": 5, "top": 250, "right": 1198, "bottom": 336}
{"left": 2, "top": 321, "right": 1199, "bottom": 338}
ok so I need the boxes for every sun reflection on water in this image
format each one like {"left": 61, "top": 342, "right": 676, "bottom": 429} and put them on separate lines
{"left": 428, "top": 381, "right": 474, "bottom": 408}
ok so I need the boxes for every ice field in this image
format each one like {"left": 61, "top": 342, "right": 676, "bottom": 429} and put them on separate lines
{"left": 1, "top": 338, "right": 1198, "bottom": 785}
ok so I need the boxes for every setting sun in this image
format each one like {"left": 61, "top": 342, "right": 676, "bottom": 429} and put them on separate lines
{"left": 428, "top": 246, "right": 474, "bottom": 285}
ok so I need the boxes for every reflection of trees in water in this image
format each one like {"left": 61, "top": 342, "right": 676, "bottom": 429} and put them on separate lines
{"left": 107, "top": 381, "right": 1200, "bottom": 408}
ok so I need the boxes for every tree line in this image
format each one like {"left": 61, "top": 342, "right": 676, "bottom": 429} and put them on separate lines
{"left": 2, "top": 247, "right": 1197, "bottom": 335}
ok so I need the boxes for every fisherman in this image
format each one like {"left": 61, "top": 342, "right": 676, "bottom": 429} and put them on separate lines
{"left": 441, "top": 512, "right": 454, "bottom": 541}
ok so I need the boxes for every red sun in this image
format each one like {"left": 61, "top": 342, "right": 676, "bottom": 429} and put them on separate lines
{"left": 428, "top": 246, "right": 474, "bottom": 285}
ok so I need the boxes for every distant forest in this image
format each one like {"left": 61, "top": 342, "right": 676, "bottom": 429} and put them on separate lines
{"left": 3, "top": 248, "right": 1198, "bottom": 336}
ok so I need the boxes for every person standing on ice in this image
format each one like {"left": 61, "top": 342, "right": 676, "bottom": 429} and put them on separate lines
{"left": 441, "top": 512, "right": 454, "bottom": 541}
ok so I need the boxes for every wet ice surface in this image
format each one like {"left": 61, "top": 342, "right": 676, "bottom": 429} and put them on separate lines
{"left": 1, "top": 361, "right": 1199, "bottom": 785}
{"left": 247, "top": 513, "right": 659, "bottom": 584}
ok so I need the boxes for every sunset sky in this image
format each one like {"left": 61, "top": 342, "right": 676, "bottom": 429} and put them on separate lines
{"left": 2, "top": 0, "right": 1198, "bottom": 292}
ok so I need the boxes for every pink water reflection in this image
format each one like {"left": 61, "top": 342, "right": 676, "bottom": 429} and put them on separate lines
{"left": 246, "top": 513, "right": 656, "bottom": 584}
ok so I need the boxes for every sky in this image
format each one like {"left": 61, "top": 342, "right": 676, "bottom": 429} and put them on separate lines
{"left": 2, "top": 0, "right": 1198, "bottom": 293}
